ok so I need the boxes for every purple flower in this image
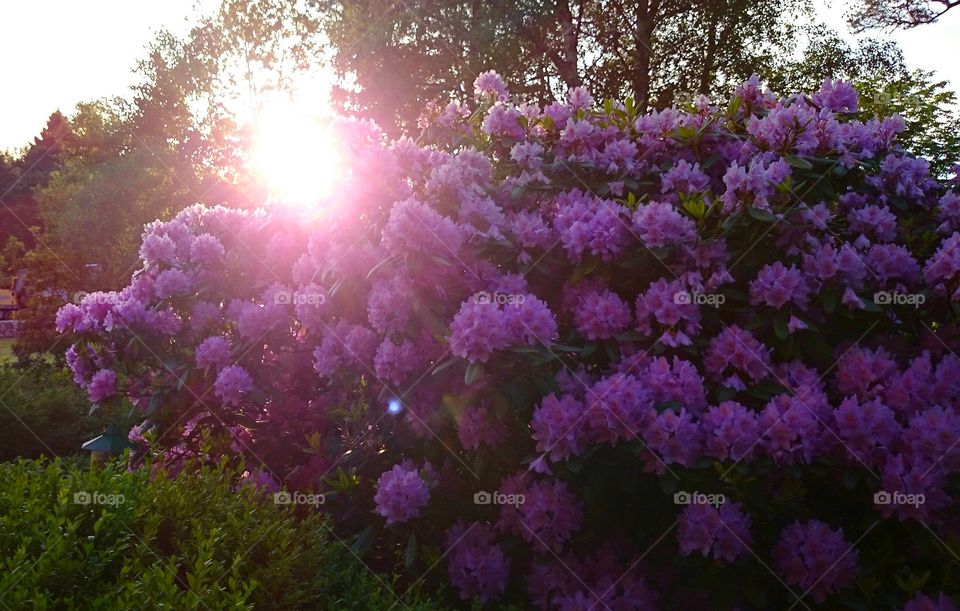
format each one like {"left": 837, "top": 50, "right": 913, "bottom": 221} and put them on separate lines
{"left": 884, "top": 352, "right": 933, "bottom": 415}
{"left": 66, "top": 344, "right": 93, "bottom": 385}
{"left": 234, "top": 301, "right": 284, "bottom": 340}
{"left": 139, "top": 232, "right": 177, "bottom": 266}
{"left": 448, "top": 300, "right": 511, "bottom": 363}
{"left": 456, "top": 405, "right": 507, "bottom": 450}
{"left": 749, "top": 262, "right": 811, "bottom": 309}
{"left": 584, "top": 373, "right": 655, "bottom": 445}
{"left": 936, "top": 191, "right": 960, "bottom": 234}
{"left": 196, "top": 336, "right": 231, "bottom": 370}
{"left": 374, "top": 462, "right": 430, "bottom": 525}
{"left": 635, "top": 278, "right": 701, "bottom": 345}
{"left": 56, "top": 304, "right": 86, "bottom": 333}
{"left": 866, "top": 243, "right": 921, "bottom": 285}
{"left": 504, "top": 295, "right": 558, "bottom": 347}
{"left": 374, "top": 338, "right": 420, "bottom": 386}
{"left": 552, "top": 190, "right": 630, "bottom": 263}
{"left": 721, "top": 157, "right": 790, "bottom": 212}
{"left": 832, "top": 396, "right": 899, "bottom": 466}
{"left": 932, "top": 353, "right": 960, "bottom": 406}
{"left": 701, "top": 401, "right": 761, "bottom": 462}
{"left": 382, "top": 198, "right": 465, "bottom": 258}
{"left": 189, "top": 233, "right": 225, "bottom": 266}
{"left": 704, "top": 326, "right": 772, "bottom": 389}
{"left": 878, "top": 454, "right": 948, "bottom": 522}
{"left": 154, "top": 269, "right": 192, "bottom": 299}
{"left": 531, "top": 394, "right": 588, "bottom": 461}
{"left": 835, "top": 347, "right": 899, "bottom": 401}
{"left": 638, "top": 357, "right": 708, "bottom": 415}
{"left": 573, "top": 288, "right": 631, "bottom": 340}
{"left": 189, "top": 301, "right": 222, "bottom": 333}
{"left": 445, "top": 521, "right": 510, "bottom": 602}
{"left": 773, "top": 520, "right": 859, "bottom": 603}
{"left": 214, "top": 365, "right": 253, "bottom": 406}
{"left": 482, "top": 104, "right": 525, "bottom": 140}
{"left": 641, "top": 408, "right": 702, "bottom": 472}
{"left": 474, "top": 70, "right": 508, "bottom": 101}
{"left": 292, "top": 283, "right": 330, "bottom": 329}
{"left": 677, "top": 501, "right": 752, "bottom": 562}
{"left": 661, "top": 159, "right": 710, "bottom": 196}
{"left": 903, "top": 592, "right": 958, "bottom": 611}
{"left": 812, "top": 79, "right": 858, "bottom": 113}
{"left": 313, "top": 322, "right": 378, "bottom": 377}
{"left": 632, "top": 202, "right": 697, "bottom": 248}
{"left": 498, "top": 478, "right": 583, "bottom": 553}
{"left": 848, "top": 205, "right": 897, "bottom": 242}
{"left": 567, "top": 85, "right": 593, "bottom": 110}
{"left": 924, "top": 232, "right": 960, "bottom": 292}
{"left": 902, "top": 405, "right": 960, "bottom": 473}
{"left": 759, "top": 391, "right": 825, "bottom": 464}
{"left": 87, "top": 369, "right": 117, "bottom": 403}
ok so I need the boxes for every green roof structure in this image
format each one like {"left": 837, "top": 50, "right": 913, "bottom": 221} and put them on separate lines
{"left": 81, "top": 424, "right": 136, "bottom": 454}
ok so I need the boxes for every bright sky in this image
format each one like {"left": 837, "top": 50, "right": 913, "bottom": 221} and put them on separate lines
{"left": 815, "top": 0, "right": 960, "bottom": 90}
{"left": 1, "top": 0, "right": 958, "bottom": 153}
{"left": 0, "top": 0, "right": 204, "bottom": 153}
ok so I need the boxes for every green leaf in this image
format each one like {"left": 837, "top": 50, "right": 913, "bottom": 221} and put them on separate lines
{"left": 747, "top": 207, "right": 778, "bottom": 223}
{"left": 658, "top": 474, "right": 680, "bottom": 495}
{"left": 404, "top": 533, "right": 417, "bottom": 570}
{"left": 464, "top": 362, "right": 485, "bottom": 386}
{"left": 785, "top": 154, "right": 813, "bottom": 170}
{"left": 773, "top": 310, "right": 789, "bottom": 340}
{"left": 682, "top": 198, "right": 706, "bottom": 219}
{"left": 431, "top": 357, "right": 458, "bottom": 376}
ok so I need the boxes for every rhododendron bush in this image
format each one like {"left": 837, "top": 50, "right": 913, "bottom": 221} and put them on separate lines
{"left": 59, "top": 72, "right": 960, "bottom": 609}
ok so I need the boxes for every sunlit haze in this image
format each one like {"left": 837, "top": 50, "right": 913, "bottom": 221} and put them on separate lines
{"left": 1, "top": 1, "right": 958, "bottom": 154}
{"left": 249, "top": 98, "right": 345, "bottom": 207}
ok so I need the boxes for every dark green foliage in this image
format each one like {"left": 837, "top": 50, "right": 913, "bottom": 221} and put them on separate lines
{"left": 0, "top": 365, "right": 121, "bottom": 462}
{"left": 0, "top": 458, "right": 442, "bottom": 610}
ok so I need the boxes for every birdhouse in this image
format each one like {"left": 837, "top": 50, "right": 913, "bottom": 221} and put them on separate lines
{"left": 81, "top": 424, "right": 135, "bottom": 466}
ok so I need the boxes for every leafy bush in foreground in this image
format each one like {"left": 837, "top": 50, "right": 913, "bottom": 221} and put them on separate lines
{"left": 0, "top": 458, "right": 439, "bottom": 610}
{"left": 56, "top": 73, "right": 960, "bottom": 608}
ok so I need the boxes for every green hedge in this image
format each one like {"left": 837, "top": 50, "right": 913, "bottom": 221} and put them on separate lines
{"left": 0, "top": 364, "right": 122, "bottom": 462}
{"left": 0, "top": 458, "right": 442, "bottom": 610}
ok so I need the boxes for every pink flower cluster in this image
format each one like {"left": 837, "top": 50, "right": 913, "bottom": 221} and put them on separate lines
{"left": 57, "top": 71, "right": 960, "bottom": 608}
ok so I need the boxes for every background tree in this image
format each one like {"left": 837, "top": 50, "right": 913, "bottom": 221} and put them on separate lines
{"left": 848, "top": 0, "right": 959, "bottom": 31}
{"left": 767, "top": 25, "right": 959, "bottom": 178}
{"left": 319, "top": 0, "right": 813, "bottom": 131}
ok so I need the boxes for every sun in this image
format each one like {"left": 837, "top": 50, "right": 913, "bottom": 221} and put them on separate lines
{"left": 249, "top": 98, "right": 344, "bottom": 207}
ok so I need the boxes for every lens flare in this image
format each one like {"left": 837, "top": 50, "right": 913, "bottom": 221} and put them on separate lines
{"left": 250, "top": 99, "right": 344, "bottom": 207}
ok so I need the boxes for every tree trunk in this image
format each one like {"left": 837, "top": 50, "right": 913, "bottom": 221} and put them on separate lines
{"left": 633, "top": 0, "right": 654, "bottom": 111}
{"left": 555, "top": 0, "right": 582, "bottom": 88}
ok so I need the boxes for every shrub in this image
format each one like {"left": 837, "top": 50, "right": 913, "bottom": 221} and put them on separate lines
{"left": 0, "top": 364, "right": 122, "bottom": 461}
{"left": 57, "top": 73, "right": 960, "bottom": 608}
{"left": 0, "top": 458, "right": 439, "bottom": 609}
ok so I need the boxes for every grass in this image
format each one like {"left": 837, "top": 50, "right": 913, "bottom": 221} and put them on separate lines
{"left": 0, "top": 338, "right": 14, "bottom": 364}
